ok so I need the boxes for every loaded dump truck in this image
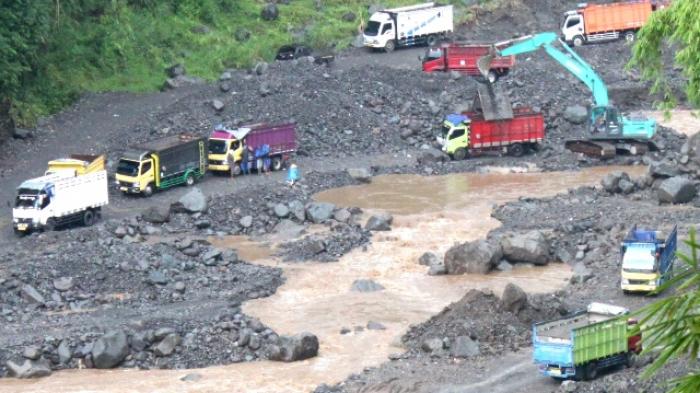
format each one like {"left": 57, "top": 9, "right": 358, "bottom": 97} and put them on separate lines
{"left": 533, "top": 302, "right": 641, "bottom": 380}
{"left": 13, "top": 170, "right": 109, "bottom": 234}
{"left": 45, "top": 154, "right": 105, "bottom": 176}
{"left": 208, "top": 123, "right": 296, "bottom": 175}
{"left": 620, "top": 225, "right": 677, "bottom": 293}
{"left": 363, "top": 2, "right": 453, "bottom": 52}
{"left": 422, "top": 44, "right": 515, "bottom": 83}
{"left": 115, "top": 134, "right": 207, "bottom": 196}
{"left": 438, "top": 107, "right": 545, "bottom": 160}
{"left": 561, "top": 0, "right": 669, "bottom": 46}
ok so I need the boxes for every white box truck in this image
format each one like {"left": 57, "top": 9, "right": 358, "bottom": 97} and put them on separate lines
{"left": 13, "top": 170, "right": 109, "bottom": 234}
{"left": 363, "top": 2, "right": 453, "bottom": 52}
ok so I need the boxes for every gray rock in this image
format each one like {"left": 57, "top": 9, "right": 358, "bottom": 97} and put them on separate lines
{"left": 365, "top": 212, "right": 393, "bottom": 231}
{"left": 5, "top": 359, "right": 51, "bottom": 378}
{"left": 269, "top": 332, "right": 319, "bottom": 362}
{"left": 571, "top": 263, "right": 593, "bottom": 284}
{"left": 342, "top": 11, "right": 356, "bottom": 21}
{"left": 288, "top": 200, "right": 306, "bottom": 221}
{"left": 219, "top": 71, "right": 232, "bottom": 81}
{"left": 234, "top": 28, "right": 251, "bottom": 42}
{"left": 57, "top": 340, "right": 71, "bottom": 364}
{"left": 154, "top": 333, "right": 181, "bottom": 357}
{"left": 618, "top": 178, "right": 636, "bottom": 194}
{"left": 347, "top": 168, "right": 372, "bottom": 183}
{"left": 419, "top": 252, "right": 439, "bottom": 266}
{"left": 211, "top": 99, "right": 225, "bottom": 112}
{"left": 367, "top": 321, "right": 386, "bottom": 330}
{"left": 180, "top": 373, "right": 202, "bottom": 382}
{"left": 501, "top": 231, "right": 550, "bottom": 265}
{"left": 333, "top": 208, "right": 352, "bottom": 223}
{"left": 444, "top": 240, "right": 502, "bottom": 274}
{"left": 496, "top": 260, "right": 513, "bottom": 271}
{"left": 261, "top": 3, "right": 279, "bottom": 21}
{"left": 563, "top": 105, "right": 588, "bottom": 124}
{"left": 219, "top": 82, "right": 231, "bottom": 93}
{"left": 154, "top": 327, "right": 176, "bottom": 340}
{"left": 274, "top": 219, "right": 305, "bottom": 237}
{"left": 351, "top": 279, "right": 385, "bottom": 292}
{"left": 239, "top": 215, "right": 253, "bottom": 228}
{"left": 254, "top": 61, "right": 269, "bottom": 76}
{"left": 601, "top": 171, "right": 630, "bottom": 193}
{"left": 418, "top": 148, "right": 448, "bottom": 164}
{"left": 147, "top": 271, "right": 168, "bottom": 285}
{"left": 649, "top": 161, "right": 681, "bottom": 178}
{"left": 166, "top": 64, "right": 186, "bottom": 78}
{"left": 559, "top": 380, "right": 577, "bottom": 392}
{"left": 657, "top": 176, "right": 696, "bottom": 204}
{"left": 23, "top": 346, "right": 41, "bottom": 360}
{"left": 174, "top": 281, "right": 186, "bottom": 293}
{"left": 428, "top": 263, "right": 447, "bottom": 275}
{"left": 92, "top": 330, "right": 129, "bottom": 369}
{"left": 305, "top": 202, "right": 335, "bottom": 223}
{"left": 53, "top": 277, "right": 74, "bottom": 292}
{"left": 142, "top": 206, "right": 170, "bottom": 223}
{"left": 421, "top": 337, "right": 443, "bottom": 353}
{"left": 274, "top": 203, "right": 290, "bottom": 218}
{"left": 452, "top": 336, "right": 480, "bottom": 357}
{"left": 21, "top": 284, "right": 45, "bottom": 304}
{"left": 13, "top": 128, "right": 33, "bottom": 140}
{"left": 175, "top": 188, "right": 207, "bottom": 213}
{"left": 501, "top": 283, "right": 528, "bottom": 314}
{"left": 114, "top": 226, "right": 127, "bottom": 239}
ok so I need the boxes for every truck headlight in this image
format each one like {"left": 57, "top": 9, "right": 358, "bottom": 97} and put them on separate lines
{"left": 114, "top": 180, "right": 120, "bottom": 185}
{"left": 12, "top": 218, "right": 18, "bottom": 223}
{"left": 649, "top": 279, "right": 658, "bottom": 286}
{"left": 621, "top": 279, "right": 629, "bottom": 285}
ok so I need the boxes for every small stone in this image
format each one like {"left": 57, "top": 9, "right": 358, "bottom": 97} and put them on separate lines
{"left": 366, "top": 321, "right": 386, "bottom": 330}
{"left": 23, "top": 346, "right": 41, "bottom": 360}
{"left": 53, "top": 277, "right": 74, "bottom": 292}
{"left": 154, "top": 333, "right": 181, "bottom": 357}
{"left": 351, "top": 279, "right": 385, "bottom": 292}
{"left": 421, "top": 337, "right": 443, "bottom": 353}
{"left": 240, "top": 216, "right": 253, "bottom": 228}
{"left": 180, "top": 373, "right": 202, "bottom": 382}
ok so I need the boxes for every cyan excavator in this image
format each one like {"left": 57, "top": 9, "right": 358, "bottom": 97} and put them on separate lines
{"left": 477, "top": 32, "right": 656, "bottom": 158}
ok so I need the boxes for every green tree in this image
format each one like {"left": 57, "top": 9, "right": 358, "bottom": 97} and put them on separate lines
{"left": 630, "top": 0, "right": 700, "bottom": 108}
{"left": 634, "top": 228, "right": 700, "bottom": 393}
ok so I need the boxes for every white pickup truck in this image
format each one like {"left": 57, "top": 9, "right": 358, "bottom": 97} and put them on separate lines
{"left": 13, "top": 170, "right": 109, "bottom": 235}
{"left": 363, "top": 2, "right": 453, "bottom": 52}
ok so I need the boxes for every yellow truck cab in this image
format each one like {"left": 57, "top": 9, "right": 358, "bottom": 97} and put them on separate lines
{"left": 207, "top": 129, "right": 245, "bottom": 173}
{"left": 115, "top": 134, "right": 207, "bottom": 196}
{"left": 46, "top": 154, "right": 105, "bottom": 176}
{"left": 620, "top": 225, "right": 677, "bottom": 293}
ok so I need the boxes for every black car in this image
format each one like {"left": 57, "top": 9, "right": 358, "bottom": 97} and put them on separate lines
{"left": 275, "top": 44, "right": 313, "bottom": 61}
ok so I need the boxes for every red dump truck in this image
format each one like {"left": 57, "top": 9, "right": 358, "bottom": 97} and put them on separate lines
{"left": 207, "top": 123, "right": 296, "bottom": 175}
{"left": 422, "top": 44, "right": 516, "bottom": 83}
{"left": 438, "top": 107, "right": 545, "bottom": 160}
{"left": 561, "top": 0, "right": 669, "bottom": 46}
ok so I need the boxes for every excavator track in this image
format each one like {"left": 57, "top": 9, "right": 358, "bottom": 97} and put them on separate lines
{"left": 565, "top": 140, "right": 616, "bottom": 158}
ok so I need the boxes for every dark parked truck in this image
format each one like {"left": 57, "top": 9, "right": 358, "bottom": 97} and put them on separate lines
{"left": 207, "top": 123, "right": 296, "bottom": 175}
{"left": 422, "top": 44, "right": 515, "bottom": 83}
{"left": 115, "top": 134, "right": 207, "bottom": 196}
{"left": 438, "top": 107, "right": 545, "bottom": 160}
{"left": 620, "top": 225, "right": 677, "bottom": 293}
{"left": 533, "top": 302, "right": 641, "bottom": 380}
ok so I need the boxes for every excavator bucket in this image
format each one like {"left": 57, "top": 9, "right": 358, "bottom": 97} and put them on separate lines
{"left": 476, "top": 82, "right": 513, "bottom": 121}
{"left": 476, "top": 46, "right": 497, "bottom": 80}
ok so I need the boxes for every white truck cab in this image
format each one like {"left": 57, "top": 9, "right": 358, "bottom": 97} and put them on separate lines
{"left": 561, "top": 10, "right": 585, "bottom": 46}
{"left": 363, "top": 12, "right": 395, "bottom": 50}
{"left": 363, "top": 3, "right": 453, "bottom": 52}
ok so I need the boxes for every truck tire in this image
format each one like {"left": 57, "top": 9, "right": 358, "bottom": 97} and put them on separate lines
{"left": 231, "top": 163, "right": 242, "bottom": 176}
{"left": 624, "top": 31, "right": 636, "bottom": 43}
{"left": 573, "top": 36, "right": 584, "bottom": 47}
{"left": 625, "top": 352, "right": 637, "bottom": 368}
{"left": 185, "top": 173, "right": 195, "bottom": 186}
{"left": 384, "top": 40, "right": 396, "bottom": 53}
{"left": 83, "top": 209, "right": 95, "bottom": 227}
{"left": 585, "top": 362, "right": 598, "bottom": 380}
{"left": 13, "top": 229, "right": 26, "bottom": 237}
{"left": 453, "top": 148, "right": 467, "bottom": 161}
{"left": 426, "top": 35, "right": 438, "bottom": 47}
{"left": 271, "top": 157, "right": 283, "bottom": 171}
{"left": 143, "top": 184, "right": 154, "bottom": 197}
{"left": 45, "top": 218, "right": 56, "bottom": 232}
{"left": 509, "top": 143, "right": 524, "bottom": 157}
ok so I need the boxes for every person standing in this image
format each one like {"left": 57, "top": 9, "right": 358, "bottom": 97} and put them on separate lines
{"left": 226, "top": 147, "right": 237, "bottom": 178}
{"left": 286, "top": 163, "right": 299, "bottom": 186}
{"left": 241, "top": 144, "right": 250, "bottom": 175}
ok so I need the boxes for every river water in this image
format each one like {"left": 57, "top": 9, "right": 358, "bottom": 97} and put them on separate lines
{"left": 1, "top": 166, "right": 645, "bottom": 393}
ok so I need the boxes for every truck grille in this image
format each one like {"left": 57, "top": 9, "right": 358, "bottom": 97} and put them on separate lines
{"left": 628, "top": 279, "right": 649, "bottom": 285}
{"left": 209, "top": 160, "right": 224, "bottom": 165}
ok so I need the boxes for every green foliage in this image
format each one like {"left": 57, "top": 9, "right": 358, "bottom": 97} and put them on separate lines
{"left": 630, "top": 0, "right": 700, "bottom": 109}
{"left": 632, "top": 228, "right": 700, "bottom": 393}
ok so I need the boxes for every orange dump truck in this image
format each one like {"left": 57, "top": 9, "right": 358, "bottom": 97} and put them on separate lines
{"left": 561, "top": 1, "right": 669, "bottom": 46}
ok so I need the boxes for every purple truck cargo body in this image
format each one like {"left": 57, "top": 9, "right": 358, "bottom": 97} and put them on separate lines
{"left": 211, "top": 123, "right": 296, "bottom": 156}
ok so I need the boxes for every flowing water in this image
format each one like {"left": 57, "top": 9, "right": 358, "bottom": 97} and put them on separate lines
{"left": 1, "top": 166, "right": 645, "bottom": 393}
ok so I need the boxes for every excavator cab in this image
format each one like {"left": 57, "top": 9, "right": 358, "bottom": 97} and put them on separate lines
{"left": 589, "top": 106, "right": 622, "bottom": 138}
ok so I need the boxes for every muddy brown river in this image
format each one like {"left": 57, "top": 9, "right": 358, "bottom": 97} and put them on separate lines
{"left": 0, "top": 166, "right": 645, "bottom": 393}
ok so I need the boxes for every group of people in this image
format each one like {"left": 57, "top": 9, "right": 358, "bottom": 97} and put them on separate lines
{"left": 226, "top": 143, "right": 299, "bottom": 186}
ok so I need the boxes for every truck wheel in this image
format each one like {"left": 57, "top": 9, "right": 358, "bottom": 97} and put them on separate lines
{"left": 271, "top": 157, "right": 283, "bottom": 171}
{"left": 185, "top": 174, "right": 195, "bottom": 186}
{"left": 426, "top": 35, "right": 438, "bottom": 47}
{"left": 573, "top": 36, "right": 584, "bottom": 47}
{"left": 384, "top": 40, "right": 395, "bottom": 53}
{"left": 624, "top": 31, "right": 636, "bottom": 43}
{"left": 45, "top": 218, "right": 56, "bottom": 232}
{"left": 453, "top": 148, "right": 468, "bottom": 161}
{"left": 13, "top": 229, "right": 26, "bottom": 237}
{"left": 509, "top": 143, "right": 524, "bottom": 157}
{"left": 626, "top": 352, "right": 637, "bottom": 368}
{"left": 231, "top": 163, "right": 242, "bottom": 176}
{"left": 83, "top": 209, "right": 95, "bottom": 227}
{"left": 143, "top": 184, "right": 154, "bottom": 197}
{"left": 585, "top": 362, "right": 598, "bottom": 380}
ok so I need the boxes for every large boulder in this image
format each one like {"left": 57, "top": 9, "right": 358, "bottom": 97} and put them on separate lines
{"left": 417, "top": 148, "right": 448, "bottom": 164}
{"left": 501, "top": 283, "right": 528, "bottom": 313}
{"left": 347, "top": 167, "right": 372, "bottom": 183}
{"left": 600, "top": 171, "right": 630, "bottom": 194}
{"left": 261, "top": 3, "right": 279, "bottom": 21}
{"left": 268, "top": 332, "right": 319, "bottom": 362}
{"left": 648, "top": 161, "right": 681, "bottom": 179}
{"left": 91, "top": 330, "right": 129, "bottom": 369}
{"left": 657, "top": 176, "right": 696, "bottom": 204}
{"left": 444, "top": 239, "right": 502, "bottom": 275}
{"left": 142, "top": 205, "right": 170, "bottom": 223}
{"left": 501, "top": 231, "right": 550, "bottom": 265}
{"left": 685, "top": 132, "right": 700, "bottom": 166}
{"left": 451, "top": 335, "right": 480, "bottom": 357}
{"left": 5, "top": 359, "right": 51, "bottom": 378}
{"left": 563, "top": 105, "right": 588, "bottom": 124}
{"left": 365, "top": 212, "right": 393, "bottom": 231}
{"left": 305, "top": 202, "right": 335, "bottom": 223}
{"left": 173, "top": 188, "right": 207, "bottom": 213}
{"left": 153, "top": 333, "right": 181, "bottom": 357}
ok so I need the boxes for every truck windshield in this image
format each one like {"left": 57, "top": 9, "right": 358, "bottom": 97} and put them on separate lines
{"left": 15, "top": 189, "right": 38, "bottom": 208}
{"left": 424, "top": 48, "right": 443, "bottom": 61}
{"left": 116, "top": 159, "right": 140, "bottom": 177}
{"left": 622, "top": 246, "right": 656, "bottom": 271}
{"left": 365, "top": 21, "right": 380, "bottom": 36}
{"left": 209, "top": 139, "right": 227, "bottom": 154}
